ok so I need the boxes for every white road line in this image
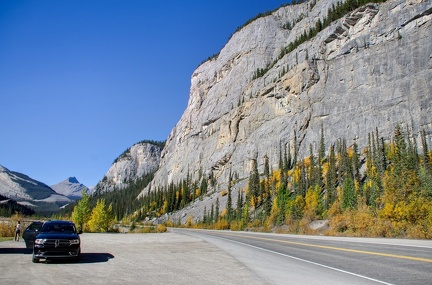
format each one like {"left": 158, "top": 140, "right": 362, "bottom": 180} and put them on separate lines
{"left": 214, "top": 235, "right": 395, "bottom": 285}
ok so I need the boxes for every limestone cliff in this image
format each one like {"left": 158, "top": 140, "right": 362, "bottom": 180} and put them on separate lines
{"left": 97, "top": 142, "right": 162, "bottom": 193}
{"left": 142, "top": 0, "right": 432, "bottom": 211}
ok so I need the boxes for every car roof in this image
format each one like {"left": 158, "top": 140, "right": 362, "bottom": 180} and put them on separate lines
{"left": 43, "top": 220, "right": 75, "bottom": 225}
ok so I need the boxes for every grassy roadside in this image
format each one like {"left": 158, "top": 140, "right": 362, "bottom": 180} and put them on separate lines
{"left": 0, "top": 237, "right": 13, "bottom": 242}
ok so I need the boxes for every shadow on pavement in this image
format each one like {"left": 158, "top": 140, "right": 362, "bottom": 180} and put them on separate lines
{"left": 33, "top": 253, "right": 114, "bottom": 264}
{"left": 79, "top": 253, "right": 115, "bottom": 263}
{"left": 0, "top": 247, "right": 32, "bottom": 254}
{"left": 36, "top": 253, "right": 115, "bottom": 264}
{"left": 0, "top": 246, "right": 114, "bottom": 264}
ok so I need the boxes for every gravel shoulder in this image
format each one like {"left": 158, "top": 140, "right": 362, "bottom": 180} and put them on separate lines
{"left": 0, "top": 231, "right": 266, "bottom": 285}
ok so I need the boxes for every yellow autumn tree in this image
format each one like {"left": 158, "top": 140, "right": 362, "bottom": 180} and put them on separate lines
{"left": 71, "top": 190, "right": 91, "bottom": 232}
{"left": 271, "top": 169, "right": 282, "bottom": 191}
{"left": 265, "top": 196, "right": 279, "bottom": 228}
{"left": 87, "top": 199, "right": 114, "bottom": 232}
{"left": 161, "top": 200, "right": 168, "bottom": 215}
{"left": 304, "top": 185, "right": 321, "bottom": 220}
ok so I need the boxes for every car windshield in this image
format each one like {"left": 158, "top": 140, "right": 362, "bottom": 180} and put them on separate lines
{"left": 41, "top": 223, "right": 76, "bottom": 234}
{"left": 28, "top": 223, "right": 43, "bottom": 231}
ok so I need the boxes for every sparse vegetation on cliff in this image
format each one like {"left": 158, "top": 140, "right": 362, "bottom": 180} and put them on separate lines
{"left": 254, "top": 0, "right": 387, "bottom": 80}
{"left": 113, "top": 140, "right": 165, "bottom": 164}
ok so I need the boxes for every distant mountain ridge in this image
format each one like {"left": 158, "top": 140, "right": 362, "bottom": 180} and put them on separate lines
{"left": 0, "top": 140, "right": 159, "bottom": 213}
{"left": 51, "top": 177, "right": 91, "bottom": 201}
{"left": 0, "top": 164, "right": 88, "bottom": 213}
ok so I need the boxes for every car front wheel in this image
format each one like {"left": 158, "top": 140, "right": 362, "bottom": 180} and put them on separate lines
{"left": 32, "top": 255, "right": 39, "bottom": 263}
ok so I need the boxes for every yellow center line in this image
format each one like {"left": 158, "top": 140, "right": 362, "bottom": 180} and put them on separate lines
{"left": 210, "top": 231, "right": 432, "bottom": 263}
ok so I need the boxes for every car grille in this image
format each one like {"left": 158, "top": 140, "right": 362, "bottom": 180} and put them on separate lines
{"left": 43, "top": 239, "right": 72, "bottom": 247}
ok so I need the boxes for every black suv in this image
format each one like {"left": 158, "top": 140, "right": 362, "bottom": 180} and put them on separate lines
{"left": 32, "top": 220, "right": 82, "bottom": 263}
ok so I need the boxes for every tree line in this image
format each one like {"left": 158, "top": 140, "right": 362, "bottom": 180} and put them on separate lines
{"left": 0, "top": 194, "right": 35, "bottom": 217}
{"left": 191, "top": 125, "right": 431, "bottom": 238}
{"left": 58, "top": 123, "right": 431, "bottom": 239}
{"left": 56, "top": 173, "right": 154, "bottom": 232}
{"left": 134, "top": 170, "right": 211, "bottom": 222}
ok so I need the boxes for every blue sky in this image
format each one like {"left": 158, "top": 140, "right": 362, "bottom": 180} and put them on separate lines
{"left": 0, "top": 0, "right": 289, "bottom": 187}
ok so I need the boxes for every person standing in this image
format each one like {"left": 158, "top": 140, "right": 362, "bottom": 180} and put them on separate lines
{"left": 15, "top": 221, "right": 21, "bottom": 242}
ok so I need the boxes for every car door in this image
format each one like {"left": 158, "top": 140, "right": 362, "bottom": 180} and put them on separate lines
{"left": 22, "top": 222, "right": 43, "bottom": 249}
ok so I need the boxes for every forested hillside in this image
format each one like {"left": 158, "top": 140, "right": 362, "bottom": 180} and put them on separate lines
{"left": 0, "top": 195, "right": 35, "bottom": 216}
{"left": 136, "top": 125, "right": 432, "bottom": 238}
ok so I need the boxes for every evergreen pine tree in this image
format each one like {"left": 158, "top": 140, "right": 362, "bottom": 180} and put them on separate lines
{"left": 293, "top": 135, "right": 298, "bottom": 167}
{"left": 236, "top": 189, "right": 243, "bottom": 220}
{"left": 308, "top": 143, "right": 320, "bottom": 187}
{"left": 300, "top": 163, "right": 308, "bottom": 197}
{"left": 264, "top": 155, "right": 270, "bottom": 179}
{"left": 200, "top": 177, "right": 208, "bottom": 195}
{"left": 421, "top": 129, "right": 431, "bottom": 173}
{"left": 279, "top": 141, "right": 284, "bottom": 173}
{"left": 352, "top": 139, "right": 361, "bottom": 185}
{"left": 249, "top": 159, "right": 260, "bottom": 210}
{"left": 319, "top": 123, "right": 325, "bottom": 162}
{"left": 276, "top": 183, "right": 287, "bottom": 225}
{"left": 227, "top": 169, "right": 233, "bottom": 221}
{"left": 203, "top": 206, "right": 207, "bottom": 225}
{"left": 393, "top": 124, "right": 408, "bottom": 175}
{"left": 325, "top": 145, "right": 337, "bottom": 209}
{"left": 215, "top": 197, "right": 220, "bottom": 222}
{"left": 287, "top": 142, "right": 292, "bottom": 170}
{"left": 406, "top": 128, "right": 419, "bottom": 171}
{"left": 341, "top": 177, "right": 356, "bottom": 210}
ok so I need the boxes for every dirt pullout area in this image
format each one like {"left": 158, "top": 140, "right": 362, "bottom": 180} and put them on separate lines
{"left": 0, "top": 231, "right": 267, "bottom": 285}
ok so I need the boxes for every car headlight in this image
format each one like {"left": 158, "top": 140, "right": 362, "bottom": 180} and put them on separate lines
{"left": 35, "top": 239, "right": 45, "bottom": 245}
{"left": 70, "top": 239, "right": 80, "bottom": 245}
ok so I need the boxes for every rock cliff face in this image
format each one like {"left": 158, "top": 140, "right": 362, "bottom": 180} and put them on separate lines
{"left": 143, "top": 0, "right": 432, "bottom": 205}
{"left": 97, "top": 142, "right": 162, "bottom": 193}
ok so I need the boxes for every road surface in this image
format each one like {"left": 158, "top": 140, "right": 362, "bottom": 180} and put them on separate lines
{"left": 171, "top": 228, "right": 432, "bottom": 285}
{"left": 1, "top": 229, "right": 431, "bottom": 284}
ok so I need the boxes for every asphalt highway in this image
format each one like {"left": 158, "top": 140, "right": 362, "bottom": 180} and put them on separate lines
{"left": 171, "top": 228, "right": 432, "bottom": 285}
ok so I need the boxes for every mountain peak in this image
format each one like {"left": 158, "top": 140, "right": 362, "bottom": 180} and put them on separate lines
{"left": 51, "top": 177, "right": 89, "bottom": 200}
{"left": 67, "top": 177, "right": 79, "bottom": 184}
